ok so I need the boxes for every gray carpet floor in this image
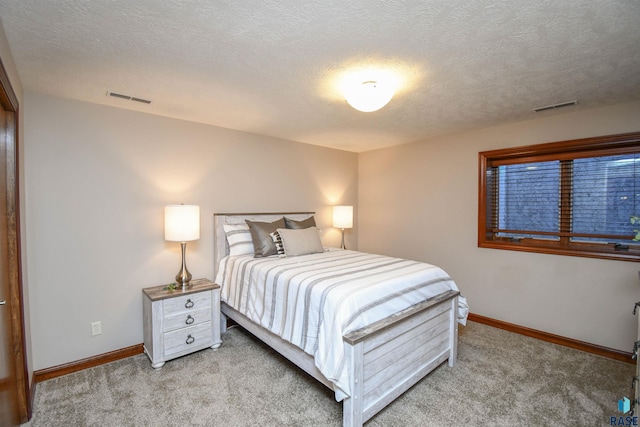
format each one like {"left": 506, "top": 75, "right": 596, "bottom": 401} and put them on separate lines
{"left": 23, "top": 321, "right": 633, "bottom": 426}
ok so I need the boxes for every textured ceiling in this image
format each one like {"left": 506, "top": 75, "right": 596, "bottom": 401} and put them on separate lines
{"left": 0, "top": 0, "right": 639, "bottom": 152}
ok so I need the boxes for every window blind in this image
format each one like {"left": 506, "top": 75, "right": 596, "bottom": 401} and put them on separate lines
{"left": 490, "top": 155, "right": 640, "bottom": 244}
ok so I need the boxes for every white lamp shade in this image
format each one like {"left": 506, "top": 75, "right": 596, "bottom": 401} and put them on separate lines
{"left": 344, "top": 81, "right": 394, "bottom": 112}
{"left": 333, "top": 205, "right": 353, "bottom": 229}
{"left": 164, "top": 205, "right": 200, "bottom": 242}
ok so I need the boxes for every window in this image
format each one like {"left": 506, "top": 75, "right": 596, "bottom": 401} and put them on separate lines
{"left": 478, "top": 132, "right": 640, "bottom": 262}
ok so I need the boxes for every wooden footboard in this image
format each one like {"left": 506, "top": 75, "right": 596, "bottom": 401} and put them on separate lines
{"left": 221, "top": 290, "right": 459, "bottom": 427}
{"left": 342, "top": 290, "right": 459, "bottom": 426}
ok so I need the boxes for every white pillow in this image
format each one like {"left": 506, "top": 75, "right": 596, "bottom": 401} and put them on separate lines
{"left": 276, "top": 227, "right": 323, "bottom": 257}
{"left": 223, "top": 224, "right": 254, "bottom": 256}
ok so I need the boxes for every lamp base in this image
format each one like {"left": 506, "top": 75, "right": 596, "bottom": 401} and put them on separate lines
{"left": 175, "top": 242, "right": 192, "bottom": 290}
{"left": 175, "top": 271, "right": 192, "bottom": 290}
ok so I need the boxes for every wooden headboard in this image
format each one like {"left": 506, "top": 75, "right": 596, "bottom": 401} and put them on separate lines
{"left": 213, "top": 212, "right": 315, "bottom": 277}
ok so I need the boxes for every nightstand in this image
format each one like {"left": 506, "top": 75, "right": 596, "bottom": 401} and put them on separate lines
{"left": 142, "top": 278, "right": 221, "bottom": 369}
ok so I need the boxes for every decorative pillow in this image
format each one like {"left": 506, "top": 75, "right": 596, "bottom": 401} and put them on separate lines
{"left": 284, "top": 216, "right": 317, "bottom": 230}
{"left": 270, "top": 230, "right": 285, "bottom": 257}
{"left": 246, "top": 218, "right": 285, "bottom": 257}
{"left": 223, "top": 224, "right": 254, "bottom": 256}
{"left": 276, "top": 227, "right": 323, "bottom": 257}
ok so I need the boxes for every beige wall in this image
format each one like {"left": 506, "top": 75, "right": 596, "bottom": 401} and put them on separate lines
{"left": 358, "top": 100, "right": 640, "bottom": 352}
{"left": 18, "top": 84, "right": 640, "bottom": 368}
{"left": 23, "top": 92, "right": 358, "bottom": 370}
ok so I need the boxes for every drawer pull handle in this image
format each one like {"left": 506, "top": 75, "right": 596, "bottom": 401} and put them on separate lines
{"left": 185, "top": 315, "right": 195, "bottom": 325}
{"left": 185, "top": 299, "right": 194, "bottom": 309}
{"left": 186, "top": 334, "right": 195, "bottom": 345}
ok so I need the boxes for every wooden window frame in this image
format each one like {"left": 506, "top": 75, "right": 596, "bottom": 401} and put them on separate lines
{"left": 478, "top": 131, "right": 640, "bottom": 262}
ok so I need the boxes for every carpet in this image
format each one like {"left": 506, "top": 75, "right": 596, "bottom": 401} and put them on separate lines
{"left": 22, "top": 321, "right": 633, "bottom": 426}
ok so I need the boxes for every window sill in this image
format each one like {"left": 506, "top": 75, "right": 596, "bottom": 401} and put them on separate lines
{"left": 478, "top": 240, "right": 640, "bottom": 262}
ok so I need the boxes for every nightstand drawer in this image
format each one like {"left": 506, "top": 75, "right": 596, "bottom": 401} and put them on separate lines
{"left": 163, "top": 291, "right": 211, "bottom": 315}
{"left": 164, "top": 322, "right": 213, "bottom": 357}
{"left": 164, "top": 306, "right": 212, "bottom": 332}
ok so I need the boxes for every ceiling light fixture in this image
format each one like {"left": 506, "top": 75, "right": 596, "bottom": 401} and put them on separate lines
{"left": 343, "top": 80, "right": 395, "bottom": 112}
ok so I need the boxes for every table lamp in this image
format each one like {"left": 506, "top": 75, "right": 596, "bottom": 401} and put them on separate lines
{"left": 333, "top": 205, "right": 353, "bottom": 250}
{"left": 164, "top": 204, "right": 200, "bottom": 289}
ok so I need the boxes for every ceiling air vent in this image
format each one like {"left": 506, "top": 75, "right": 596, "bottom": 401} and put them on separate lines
{"left": 106, "top": 90, "right": 151, "bottom": 104}
{"left": 532, "top": 100, "right": 577, "bottom": 113}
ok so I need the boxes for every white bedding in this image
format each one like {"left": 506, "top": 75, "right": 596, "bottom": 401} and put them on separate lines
{"left": 215, "top": 249, "right": 468, "bottom": 400}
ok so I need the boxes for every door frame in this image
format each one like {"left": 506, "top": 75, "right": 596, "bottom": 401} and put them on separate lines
{"left": 0, "top": 55, "right": 30, "bottom": 422}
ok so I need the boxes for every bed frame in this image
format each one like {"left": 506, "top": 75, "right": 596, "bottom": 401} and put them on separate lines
{"left": 213, "top": 212, "right": 460, "bottom": 427}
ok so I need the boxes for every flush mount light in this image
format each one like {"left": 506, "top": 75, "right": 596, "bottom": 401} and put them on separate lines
{"left": 343, "top": 80, "right": 395, "bottom": 112}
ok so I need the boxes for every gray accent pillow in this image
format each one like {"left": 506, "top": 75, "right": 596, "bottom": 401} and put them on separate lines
{"left": 276, "top": 227, "right": 323, "bottom": 257}
{"left": 246, "top": 218, "right": 285, "bottom": 257}
{"left": 284, "top": 216, "right": 316, "bottom": 229}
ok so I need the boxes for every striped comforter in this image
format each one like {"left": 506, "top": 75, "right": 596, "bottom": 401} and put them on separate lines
{"left": 215, "top": 249, "right": 468, "bottom": 399}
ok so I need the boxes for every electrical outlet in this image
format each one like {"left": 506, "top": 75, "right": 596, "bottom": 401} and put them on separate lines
{"left": 91, "top": 321, "right": 102, "bottom": 336}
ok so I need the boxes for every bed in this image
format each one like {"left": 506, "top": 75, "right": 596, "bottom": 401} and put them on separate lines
{"left": 213, "top": 212, "right": 467, "bottom": 426}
